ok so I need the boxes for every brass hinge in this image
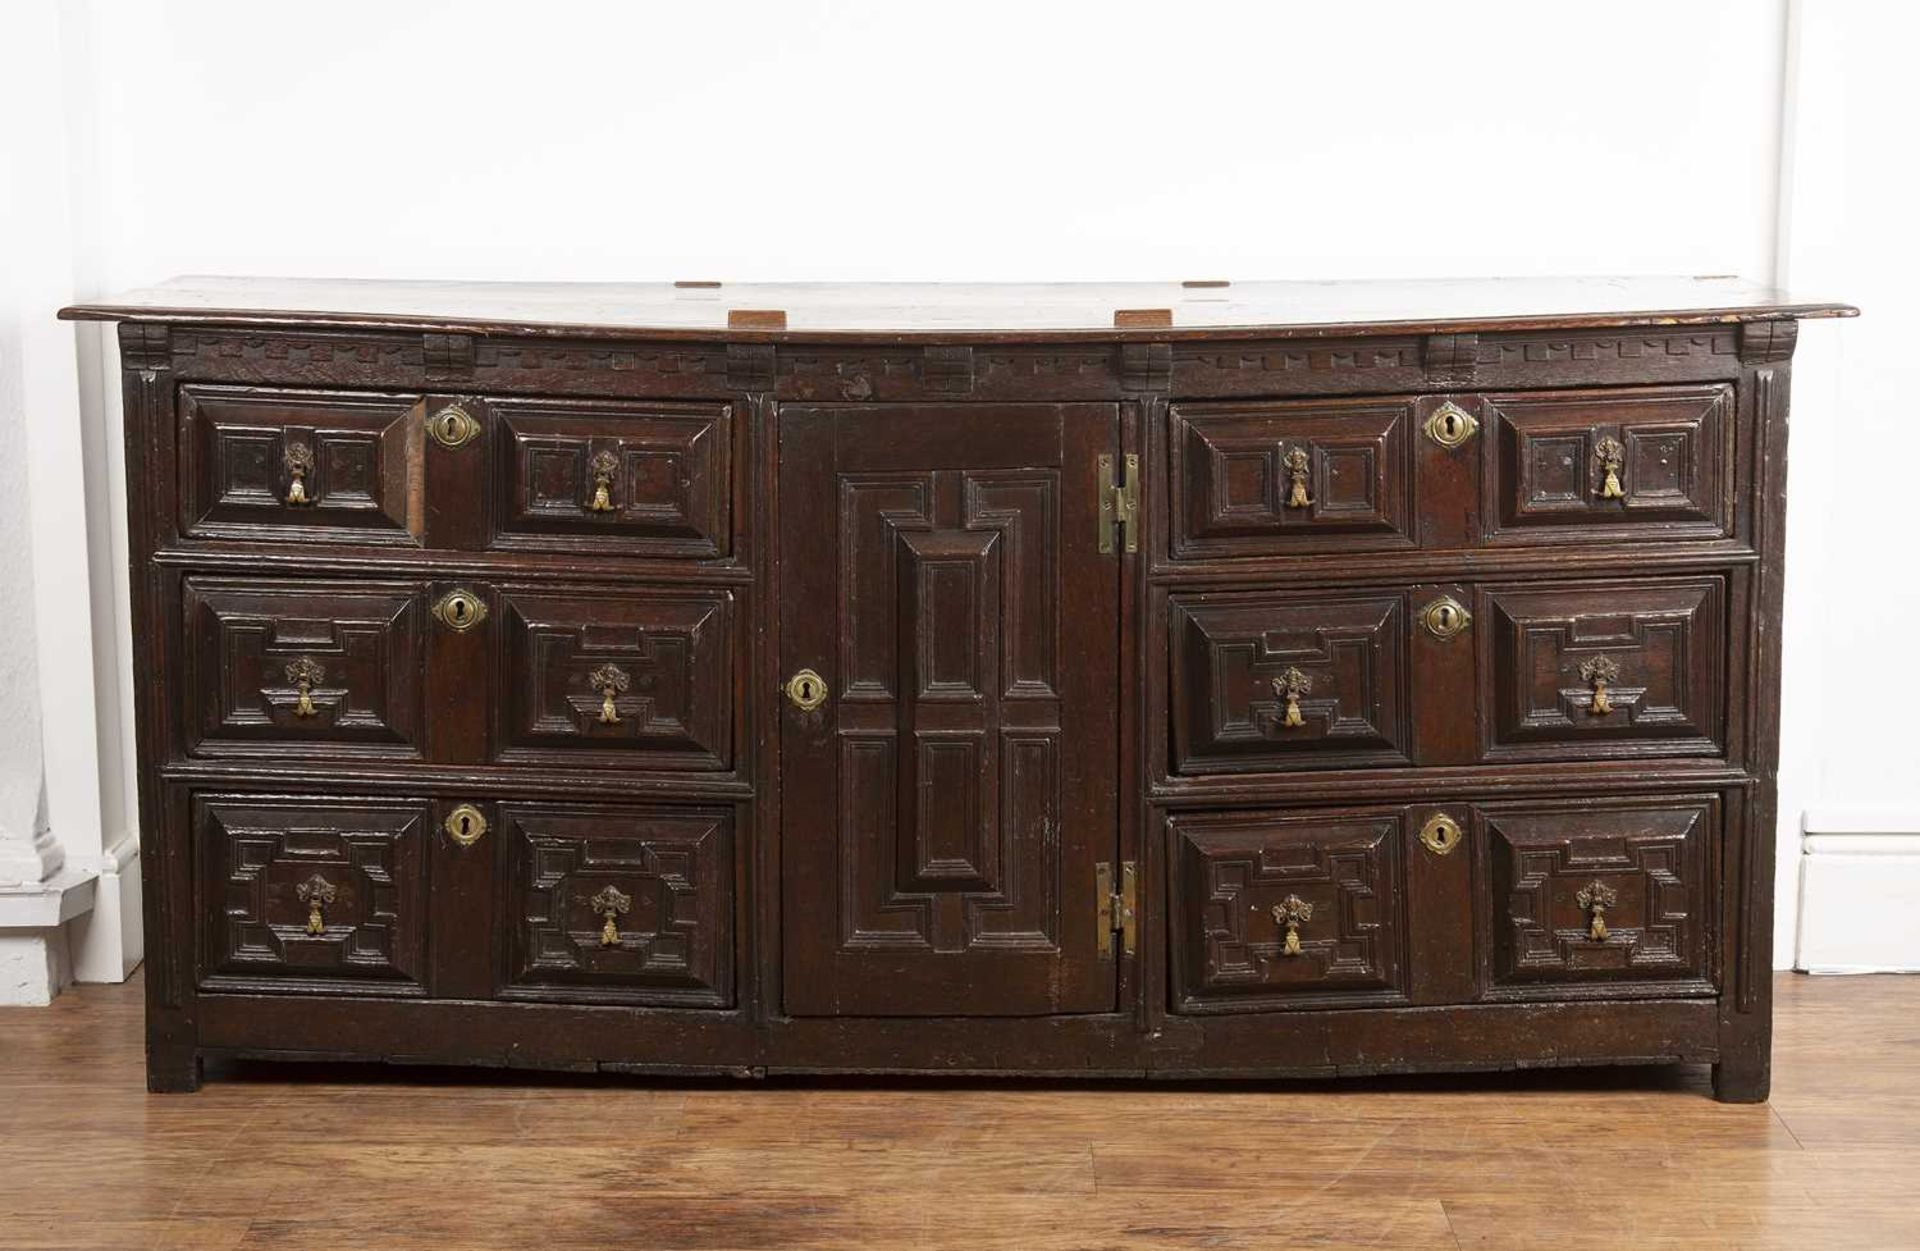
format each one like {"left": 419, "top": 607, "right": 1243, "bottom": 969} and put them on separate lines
{"left": 1096, "top": 861, "right": 1138, "bottom": 957}
{"left": 1097, "top": 453, "right": 1139, "bottom": 555}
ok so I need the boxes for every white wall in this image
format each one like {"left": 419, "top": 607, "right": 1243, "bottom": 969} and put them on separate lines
{"left": 1, "top": 0, "right": 1905, "bottom": 995}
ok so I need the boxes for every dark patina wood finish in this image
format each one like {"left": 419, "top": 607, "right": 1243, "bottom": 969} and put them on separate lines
{"left": 62, "top": 277, "right": 1854, "bottom": 1100}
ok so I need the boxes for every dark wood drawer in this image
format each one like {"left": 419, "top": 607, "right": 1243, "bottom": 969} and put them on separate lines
{"left": 494, "top": 585, "right": 735, "bottom": 771}
{"left": 1482, "top": 795, "right": 1718, "bottom": 999}
{"left": 1165, "top": 384, "right": 1734, "bottom": 562}
{"left": 497, "top": 802, "right": 734, "bottom": 1007}
{"left": 1484, "top": 384, "right": 1732, "bottom": 544}
{"left": 491, "top": 397, "right": 733, "bottom": 558}
{"left": 1167, "top": 398, "right": 1417, "bottom": 558}
{"left": 1169, "top": 807, "right": 1410, "bottom": 1013}
{"left": 194, "top": 794, "right": 428, "bottom": 996}
{"left": 1168, "top": 590, "right": 1412, "bottom": 774}
{"left": 182, "top": 577, "right": 427, "bottom": 761}
{"left": 1166, "top": 575, "right": 1726, "bottom": 776}
{"left": 179, "top": 385, "right": 423, "bottom": 545}
{"left": 1481, "top": 576, "right": 1725, "bottom": 763}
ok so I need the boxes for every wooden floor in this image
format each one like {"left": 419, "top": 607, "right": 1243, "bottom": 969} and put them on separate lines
{"left": 2, "top": 974, "right": 1917, "bottom": 1250}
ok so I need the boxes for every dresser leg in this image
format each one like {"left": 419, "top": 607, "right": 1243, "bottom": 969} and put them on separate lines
{"left": 1711, "top": 1055, "right": 1770, "bottom": 1104}
{"left": 147, "top": 1040, "right": 203, "bottom": 1094}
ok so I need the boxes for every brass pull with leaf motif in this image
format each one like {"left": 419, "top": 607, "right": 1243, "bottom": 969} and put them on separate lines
{"left": 590, "top": 663, "right": 630, "bottom": 724}
{"left": 591, "top": 884, "right": 632, "bottom": 947}
{"left": 296, "top": 874, "right": 337, "bottom": 936}
{"left": 1272, "top": 894, "right": 1314, "bottom": 957}
{"left": 283, "top": 442, "right": 315, "bottom": 506}
{"left": 588, "top": 450, "right": 619, "bottom": 513}
{"left": 1272, "top": 667, "right": 1311, "bottom": 729}
{"left": 1282, "top": 446, "right": 1312, "bottom": 509}
{"left": 1595, "top": 436, "right": 1626, "bottom": 500}
{"left": 1579, "top": 656, "right": 1620, "bottom": 716}
{"left": 285, "top": 657, "right": 325, "bottom": 718}
{"left": 1576, "top": 880, "right": 1617, "bottom": 942}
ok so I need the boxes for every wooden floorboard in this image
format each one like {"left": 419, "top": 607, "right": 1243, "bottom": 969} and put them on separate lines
{"left": 1, "top": 972, "right": 1916, "bottom": 1249}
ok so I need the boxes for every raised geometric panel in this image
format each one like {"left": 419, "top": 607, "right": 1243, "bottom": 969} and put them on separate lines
{"left": 492, "top": 399, "right": 732, "bottom": 558}
{"left": 1168, "top": 398, "right": 1416, "bottom": 559}
{"left": 1170, "top": 807, "right": 1408, "bottom": 1013}
{"left": 1485, "top": 384, "right": 1731, "bottom": 543}
{"left": 1482, "top": 577, "right": 1724, "bottom": 762}
{"left": 1169, "top": 591, "right": 1410, "bottom": 774}
{"left": 837, "top": 469, "right": 1063, "bottom": 956}
{"left": 499, "top": 803, "right": 733, "bottom": 1007}
{"left": 179, "top": 384, "right": 423, "bottom": 544}
{"left": 496, "top": 585, "right": 733, "bottom": 770}
{"left": 193, "top": 794, "right": 427, "bottom": 995}
{"left": 182, "top": 578, "right": 426, "bottom": 760}
{"left": 1484, "top": 797, "right": 1716, "bottom": 997}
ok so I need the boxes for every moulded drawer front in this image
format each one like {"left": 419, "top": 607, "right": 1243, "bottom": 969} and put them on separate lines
{"left": 1170, "top": 808, "right": 1409, "bottom": 1013}
{"left": 1484, "top": 796, "right": 1718, "bottom": 998}
{"left": 495, "top": 585, "right": 735, "bottom": 770}
{"left": 1168, "top": 398, "right": 1416, "bottom": 558}
{"left": 1481, "top": 576, "right": 1726, "bottom": 763}
{"left": 1485, "top": 384, "right": 1732, "bottom": 542}
{"left": 182, "top": 578, "right": 427, "bottom": 760}
{"left": 179, "top": 385, "right": 424, "bottom": 544}
{"left": 497, "top": 802, "right": 734, "bottom": 1008}
{"left": 194, "top": 794, "right": 428, "bottom": 995}
{"left": 1169, "top": 591, "right": 1411, "bottom": 774}
{"left": 493, "top": 399, "right": 732, "bottom": 558}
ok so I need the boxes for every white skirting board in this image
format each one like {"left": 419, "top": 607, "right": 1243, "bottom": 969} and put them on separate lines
{"left": 1796, "top": 811, "right": 1920, "bottom": 974}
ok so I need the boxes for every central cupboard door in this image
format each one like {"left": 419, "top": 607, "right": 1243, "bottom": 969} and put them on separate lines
{"left": 779, "top": 404, "right": 1121, "bottom": 1016}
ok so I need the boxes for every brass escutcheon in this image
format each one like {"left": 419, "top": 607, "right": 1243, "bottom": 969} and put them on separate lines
{"left": 432, "top": 588, "right": 488, "bottom": 631}
{"left": 1424, "top": 400, "right": 1479, "bottom": 448}
{"left": 1420, "top": 595, "right": 1472, "bottom": 640}
{"left": 785, "top": 668, "right": 828, "bottom": 713}
{"left": 444, "top": 804, "right": 487, "bottom": 847}
{"left": 1420, "top": 813, "right": 1464, "bottom": 856}
{"left": 427, "top": 403, "right": 482, "bottom": 449}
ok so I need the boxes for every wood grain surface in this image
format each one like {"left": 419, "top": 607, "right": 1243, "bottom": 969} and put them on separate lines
{"left": 2, "top": 970, "right": 1914, "bottom": 1250}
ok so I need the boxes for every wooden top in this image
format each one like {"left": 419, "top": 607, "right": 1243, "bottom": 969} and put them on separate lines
{"left": 60, "top": 275, "right": 1856, "bottom": 344}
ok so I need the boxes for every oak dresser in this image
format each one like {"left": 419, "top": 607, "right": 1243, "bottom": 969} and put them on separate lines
{"left": 61, "top": 277, "right": 1854, "bottom": 1100}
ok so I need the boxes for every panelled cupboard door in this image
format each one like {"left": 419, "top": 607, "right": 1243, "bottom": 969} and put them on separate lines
{"left": 779, "top": 404, "right": 1121, "bottom": 1016}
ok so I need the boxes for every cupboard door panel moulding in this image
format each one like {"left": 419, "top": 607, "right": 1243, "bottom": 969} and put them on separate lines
{"left": 59, "top": 276, "right": 1851, "bottom": 1100}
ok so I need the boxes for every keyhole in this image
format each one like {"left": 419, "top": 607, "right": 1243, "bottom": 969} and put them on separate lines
{"left": 457, "top": 814, "right": 471, "bottom": 839}
{"left": 799, "top": 677, "right": 816, "bottom": 701}
{"left": 451, "top": 600, "right": 469, "bottom": 624}
{"left": 1435, "top": 605, "right": 1455, "bottom": 628}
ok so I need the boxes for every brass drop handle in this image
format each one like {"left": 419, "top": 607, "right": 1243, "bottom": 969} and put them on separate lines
{"left": 296, "top": 874, "right": 337, "bottom": 936}
{"left": 1282, "top": 446, "right": 1312, "bottom": 509}
{"left": 285, "top": 657, "right": 325, "bottom": 718}
{"left": 1272, "top": 894, "right": 1313, "bottom": 957}
{"left": 1271, "top": 667, "right": 1311, "bottom": 729}
{"left": 1580, "top": 655, "right": 1620, "bottom": 716}
{"left": 590, "top": 662, "right": 630, "bottom": 724}
{"left": 588, "top": 450, "right": 619, "bottom": 514}
{"left": 1577, "top": 880, "right": 1617, "bottom": 942}
{"left": 591, "top": 884, "right": 632, "bottom": 948}
{"left": 1595, "top": 436, "right": 1626, "bottom": 500}
{"left": 283, "top": 442, "right": 315, "bottom": 506}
